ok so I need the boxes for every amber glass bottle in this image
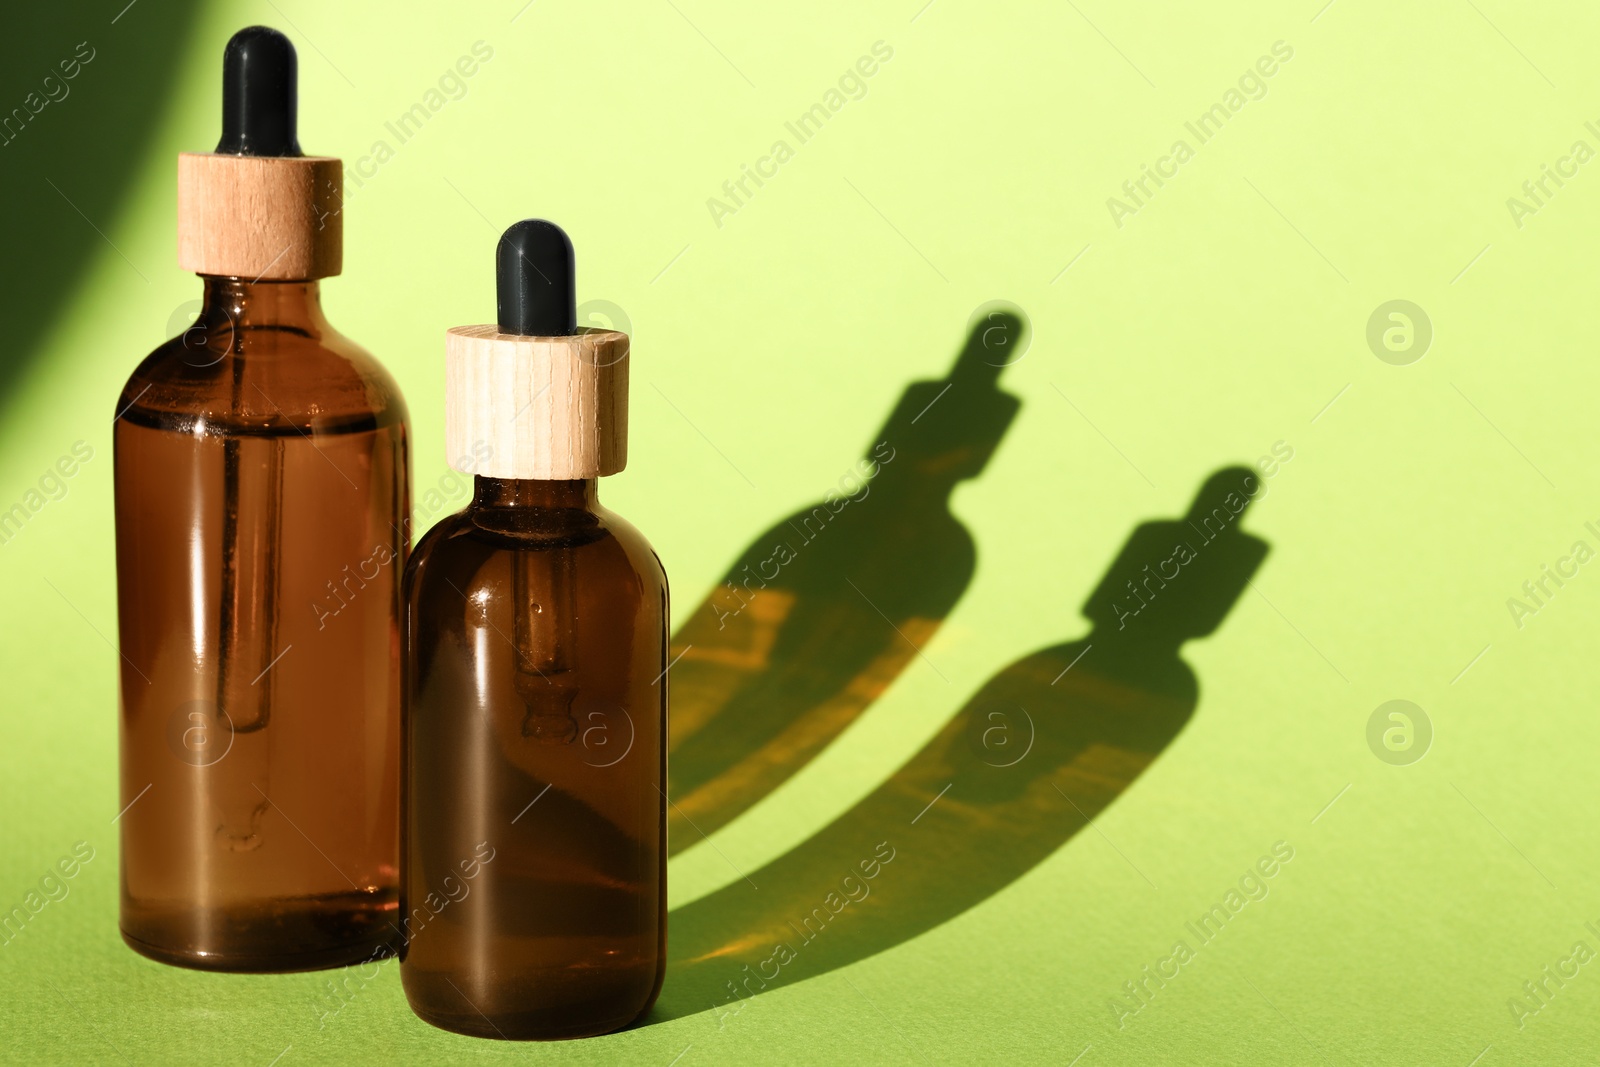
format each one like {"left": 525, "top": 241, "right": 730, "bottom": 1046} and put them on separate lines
{"left": 114, "top": 29, "right": 409, "bottom": 970}
{"left": 400, "top": 220, "right": 667, "bottom": 1039}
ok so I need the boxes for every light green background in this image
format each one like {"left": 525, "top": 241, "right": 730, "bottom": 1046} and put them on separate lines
{"left": 4, "top": 0, "right": 1599, "bottom": 1062}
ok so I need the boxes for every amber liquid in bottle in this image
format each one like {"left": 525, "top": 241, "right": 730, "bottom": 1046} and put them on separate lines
{"left": 400, "top": 477, "right": 668, "bottom": 1039}
{"left": 115, "top": 278, "right": 409, "bottom": 970}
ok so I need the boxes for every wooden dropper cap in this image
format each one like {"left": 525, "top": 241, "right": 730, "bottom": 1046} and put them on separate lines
{"left": 177, "top": 27, "right": 342, "bottom": 280}
{"left": 445, "top": 220, "right": 629, "bottom": 479}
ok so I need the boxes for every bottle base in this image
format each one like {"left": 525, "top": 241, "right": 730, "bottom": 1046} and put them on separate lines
{"left": 407, "top": 1001, "right": 646, "bottom": 1041}
{"left": 121, "top": 927, "right": 395, "bottom": 973}
{"left": 402, "top": 955, "right": 660, "bottom": 1040}
{"left": 120, "top": 888, "right": 399, "bottom": 973}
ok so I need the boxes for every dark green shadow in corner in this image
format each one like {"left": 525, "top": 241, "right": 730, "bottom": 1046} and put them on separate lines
{"left": 0, "top": 0, "right": 204, "bottom": 402}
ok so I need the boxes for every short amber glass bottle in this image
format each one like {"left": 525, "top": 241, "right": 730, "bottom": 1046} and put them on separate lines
{"left": 399, "top": 219, "right": 667, "bottom": 1038}
{"left": 401, "top": 477, "right": 667, "bottom": 1037}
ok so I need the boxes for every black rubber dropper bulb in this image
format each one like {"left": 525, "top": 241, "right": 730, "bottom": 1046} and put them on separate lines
{"left": 497, "top": 219, "right": 576, "bottom": 336}
{"left": 216, "top": 26, "right": 302, "bottom": 157}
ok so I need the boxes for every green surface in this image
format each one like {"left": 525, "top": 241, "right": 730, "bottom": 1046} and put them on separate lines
{"left": 3, "top": 0, "right": 1599, "bottom": 1062}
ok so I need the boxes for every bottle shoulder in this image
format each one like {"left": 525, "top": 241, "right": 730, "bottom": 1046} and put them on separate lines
{"left": 118, "top": 321, "right": 408, "bottom": 435}
{"left": 596, "top": 506, "right": 667, "bottom": 590}
{"left": 405, "top": 503, "right": 666, "bottom": 597}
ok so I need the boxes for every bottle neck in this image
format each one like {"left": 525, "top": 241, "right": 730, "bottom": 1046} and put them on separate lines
{"left": 471, "top": 477, "right": 599, "bottom": 511}
{"left": 198, "top": 276, "right": 328, "bottom": 333}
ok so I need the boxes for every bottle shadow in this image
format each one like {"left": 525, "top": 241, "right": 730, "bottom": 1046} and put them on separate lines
{"left": 666, "top": 312, "right": 1024, "bottom": 852}
{"left": 650, "top": 467, "right": 1270, "bottom": 1022}
{"left": 0, "top": 1, "right": 203, "bottom": 402}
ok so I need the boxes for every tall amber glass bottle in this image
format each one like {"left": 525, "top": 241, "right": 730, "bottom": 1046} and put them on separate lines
{"left": 114, "top": 28, "right": 409, "bottom": 970}
{"left": 401, "top": 220, "right": 667, "bottom": 1039}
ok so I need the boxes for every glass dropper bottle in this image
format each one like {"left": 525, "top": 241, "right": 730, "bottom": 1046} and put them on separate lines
{"left": 114, "top": 26, "right": 410, "bottom": 971}
{"left": 400, "top": 219, "right": 669, "bottom": 1039}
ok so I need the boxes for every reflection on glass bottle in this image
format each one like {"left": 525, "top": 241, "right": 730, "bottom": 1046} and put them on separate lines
{"left": 667, "top": 313, "right": 1024, "bottom": 849}
{"left": 659, "top": 468, "right": 1268, "bottom": 1016}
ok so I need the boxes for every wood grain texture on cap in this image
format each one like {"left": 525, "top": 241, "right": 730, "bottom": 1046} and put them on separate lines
{"left": 445, "top": 326, "right": 629, "bottom": 479}
{"left": 177, "top": 153, "right": 343, "bottom": 279}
